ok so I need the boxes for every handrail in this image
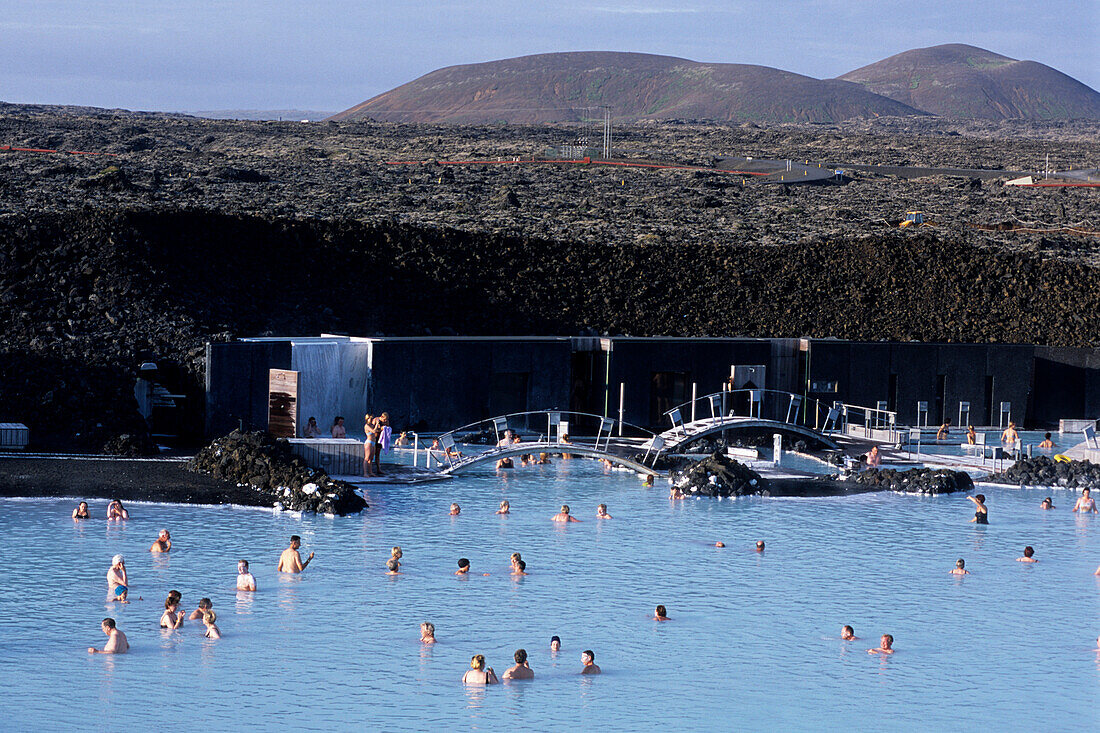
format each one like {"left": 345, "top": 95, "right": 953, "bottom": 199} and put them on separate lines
{"left": 438, "top": 410, "right": 655, "bottom": 444}
{"left": 662, "top": 389, "right": 834, "bottom": 431}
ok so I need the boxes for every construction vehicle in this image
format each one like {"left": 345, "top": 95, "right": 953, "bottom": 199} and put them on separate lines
{"left": 899, "top": 211, "right": 924, "bottom": 228}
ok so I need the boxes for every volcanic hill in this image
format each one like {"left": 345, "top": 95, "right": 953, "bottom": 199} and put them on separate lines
{"left": 839, "top": 44, "right": 1100, "bottom": 120}
{"left": 329, "top": 51, "right": 923, "bottom": 124}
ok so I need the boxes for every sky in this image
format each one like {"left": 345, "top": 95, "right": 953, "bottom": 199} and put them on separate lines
{"left": 1, "top": 1, "right": 1096, "bottom": 113}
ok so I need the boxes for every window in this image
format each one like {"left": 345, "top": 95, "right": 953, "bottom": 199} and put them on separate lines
{"left": 810, "top": 380, "right": 839, "bottom": 393}
{"left": 650, "top": 372, "right": 689, "bottom": 426}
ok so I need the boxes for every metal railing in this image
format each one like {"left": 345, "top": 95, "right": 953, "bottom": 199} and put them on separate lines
{"left": 661, "top": 389, "right": 836, "bottom": 434}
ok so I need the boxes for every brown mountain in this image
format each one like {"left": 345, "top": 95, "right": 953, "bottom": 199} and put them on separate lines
{"left": 330, "top": 51, "right": 923, "bottom": 124}
{"left": 839, "top": 44, "right": 1100, "bottom": 120}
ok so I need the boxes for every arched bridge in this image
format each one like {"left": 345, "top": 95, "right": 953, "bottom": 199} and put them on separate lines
{"left": 432, "top": 411, "right": 660, "bottom": 476}
{"left": 646, "top": 390, "right": 842, "bottom": 454}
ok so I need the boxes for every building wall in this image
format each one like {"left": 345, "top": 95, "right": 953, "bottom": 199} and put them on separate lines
{"left": 367, "top": 338, "right": 572, "bottom": 431}
{"left": 205, "top": 341, "right": 291, "bottom": 437}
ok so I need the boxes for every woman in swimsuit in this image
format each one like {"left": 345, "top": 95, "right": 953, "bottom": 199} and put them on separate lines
{"left": 968, "top": 494, "right": 989, "bottom": 524}
{"left": 373, "top": 412, "right": 390, "bottom": 475}
{"left": 363, "top": 414, "right": 378, "bottom": 477}
{"left": 461, "top": 654, "right": 499, "bottom": 684}
{"left": 160, "top": 595, "right": 185, "bottom": 629}
{"left": 1072, "top": 488, "right": 1097, "bottom": 514}
{"left": 107, "top": 500, "right": 129, "bottom": 520}
{"left": 72, "top": 502, "right": 90, "bottom": 519}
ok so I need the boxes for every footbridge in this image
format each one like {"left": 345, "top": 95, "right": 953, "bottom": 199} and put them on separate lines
{"left": 430, "top": 411, "right": 660, "bottom": 476}
{"left": 645, "top": 390, "right": 843, "bottom": 454}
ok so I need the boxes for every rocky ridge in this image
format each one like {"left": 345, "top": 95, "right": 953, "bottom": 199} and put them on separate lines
{"left": 846, "top": 467, "right": 974, "bottom": 495}
{"left": 985, "top": 455, "right": 1100, "bottom": 490}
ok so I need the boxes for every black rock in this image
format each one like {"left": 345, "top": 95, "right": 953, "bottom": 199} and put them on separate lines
{"left": 986, "top": 455, "right": 1100, "bottom": 490}
{"left": 188, "top": 429, "right": 367, "bottom": 515}
{"left": 848, "top": 467, "right": 973, "bottom": 494}
{"left": 671, "top": 451, "right": 764, "bottom": 497}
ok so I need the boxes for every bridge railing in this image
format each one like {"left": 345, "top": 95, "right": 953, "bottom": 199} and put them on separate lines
{"left": 434, "top": 410, "right": 656, "bottom": 469}
{"left": 662, "top": 389, "right": 836, "bottom": 435}
{"left": 833, "top": 402, "right": 899, "bottom": 442}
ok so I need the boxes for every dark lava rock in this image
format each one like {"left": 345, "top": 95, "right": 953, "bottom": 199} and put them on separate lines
{"left": 986, "top": 455, "right": 1100, "bottom": 489}
{"left": 672, "top": 451, "right": 763, "bottom": 497}
{"left": 848, "top": 467, "right": 973, "bottom": 494}
{"left": 102, "top": 432, "right": 158, "bottom": 457}
{"left": 188, "top": 429, "right": 367, "bottom": 515}
{"left": 214, "top": 166, "right": 270, "bottom": 183}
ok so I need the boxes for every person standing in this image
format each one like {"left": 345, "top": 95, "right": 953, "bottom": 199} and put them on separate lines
{"left": 1072, "top": 488, "right": 1097, "bottom": 514}
{"left": 88, "top": 618, "right": 129, "bottom": 654}
{"left": 968, "top": 494, "right": 989, "bottom": 524}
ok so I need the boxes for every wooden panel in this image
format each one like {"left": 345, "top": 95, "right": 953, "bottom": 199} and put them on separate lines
{"left": 268, "top": 369, "right": 299, "bottom": 438}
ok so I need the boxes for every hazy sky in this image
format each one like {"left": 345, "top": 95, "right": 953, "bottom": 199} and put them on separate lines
{"left": 2, "top": 1, "right": 1096, "bottom": 112}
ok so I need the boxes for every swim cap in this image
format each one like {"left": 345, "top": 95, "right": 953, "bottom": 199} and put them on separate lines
{"left": 114, "top": 585, "right": 127, "bottom": 596}
{"left": 111, "top": 554, "right": 124, "bottom": 565}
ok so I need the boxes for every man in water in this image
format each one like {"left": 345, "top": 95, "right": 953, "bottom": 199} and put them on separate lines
{"left": 866, "top": 446, "right": 881, "bottom": 468}
{"left": 497, "top": 430, "right": 514, "bottom": 448}
{"left": 236, "top": 560, "right": 257, "bottom": 591}
{"left": 1017, "top": 546, "right": 1038, "bottom": 563}
{"left": 1039, "top": 433, "right": 1056, "bottom": 449}
{"left": 1040, "top": 497, "right": 1055, "bottom": 510}
{"left": 841, "top": 625, "right": 858, "bottom": 641}
{"left": 386, "top": 558, "right": 401, "bottom": 575}
{"left": 580, "top": 650, "right": 601, "bottom": 674}
{"left": 654, "top": 605, "right": 670, "bottom": 621}
{"left": 189, "top": 597, "right": 213, "bottom": 621}
{"left": 755, "top": 541, "right": 765, "bottom": 553}
{"left": 503, "top": 649, "right": 534, "bottom": 680}
{"left": 149, "top": 529, "right": 172, "bottom": 553}
{"left": 277, "top": 535, "right": 314, "bottom": 573}
{"left": 449, "top": 503, "right": 461, "bottom": 516}
{"left": 950, "top": 558, "right": 970, "bottom": 575}
{"left": 596, "top": 504, "right": 613, "bottom": 519}
{"left": 550, "top": 636, "right": 561, "bottom": 652}
{"left": 936, "top": 419, "right": 951, "bottom": 440}
{"left": 867, "top": 634, "right": 894, "bottom": 655}
{"left": 88, "top": 618, "right": 129, "bottom": 654}
{"left": 1072, "top": 488, "right": 1097, "bottom": 514}
{"left": 511, "top": 560, "right": 528, "bottom": 576}
{"left": 455, "top": 558, "right": 471, "bottom": 575}
{"left": 551, "top": 505, "right": 580, "bottom": 522}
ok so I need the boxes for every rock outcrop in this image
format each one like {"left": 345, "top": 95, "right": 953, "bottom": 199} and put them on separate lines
{"left": 847, "top": 467, "right": 974, "bottom": 494}
{"left": 672, "top": 451, "right": 764, "bottom": 497}
{"left": 189, "top": 430, "right": 367, "bottom": 515}
{"left": 986, "top": 455, "right": 1100, "bottom": 490}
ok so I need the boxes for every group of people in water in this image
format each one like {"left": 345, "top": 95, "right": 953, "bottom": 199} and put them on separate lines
{"left": 301, "top": 413, "right": 394, "bottom": 477}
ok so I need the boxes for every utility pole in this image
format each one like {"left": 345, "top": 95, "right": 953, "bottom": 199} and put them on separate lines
{"left": 599, "top": 105, "right": 611, "bottom": 159}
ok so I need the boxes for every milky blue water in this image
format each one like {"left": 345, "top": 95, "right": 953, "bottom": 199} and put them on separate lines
{"left": 3, "top": 460, "right": 1099, "bottom": 731}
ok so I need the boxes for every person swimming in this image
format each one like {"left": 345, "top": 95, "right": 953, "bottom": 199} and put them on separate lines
{"left": 106, "top": 499, "right": 129, "bottom": 520}
{"left": 496, "top": 457, "right": 514, "bottom": 469}
{"left": 536, "top": 453, "right": 551, "bottom": 464}
{"left": 189, "top": 598, "right": 213, "bottom": 621}
{"left": 968, "top": 494, "right": 989, "bottom": 524}
{"left": 202, "top": 610, "right": 221, "bottom": 639}
{"left": 1040, "top": 497, "right": 1055, "bottom": 510}
{"left": 715, "top": 541, "right": 725, "bottom": 548}
{"left": 462, "top": 654, "right": 499, "bottom": 684}
{"left": 551, "top": 505, "right": 580, "bottom": 522}
{"left": 950, "top": 558, "right": 970, "bottom": 575}
{"left": 936, "top": 419, "right": 952, "bottom": 441}
{"left": 596, "top": 504, "right": 612, "bottom": 519}
{"left": 1039, "top": 432, "right": 1056, "bottom": 449}
{"left": 669, "top": 485, "right": 685, "bottom": 500}
{"left": 449, "top": 503, "right": 461, "bottom": 516}
{"left": 512, "top": 559, "right": 527, "bottom": 575}
{"left": 88, "top": 617, "right": 129, "bottom": 655}
{"left": 509, "top": 552, "right": 523, "bottom": 573}
{"left": 386, "top": 558, "right": 401, "bottom": 575}
{"left": 755, "top": 541, "right": 765, "bottom": 553}
{"left": 277, "top": 535, "right": 314, "bottom": 573}
{"left": 420, "top": 622, "right": 436, "bottom": 644}
{"left": 503, "top": 648, "right": 534, "bottom": 680}
{"left": 160, "top": 595, "right": 185, "bottom": 629}
{"left": 455, "top": 558, "right": 471, "bottom": 575}
{"left": 550, "top": 635, "right": 561, "bottom": 652}
{"left": 867, "top": 634, "right": 894, "bottom": 655}
{"left": 149, "top": 528, "right": 172, "bottom": 553}
{"left": 236, "top": 560, "right": 257, "bottom": 591}
{"left": 580, "top": 650, "right": 601, "bottom": 674}
{"left": 72, "top": 501, "right": 90, "bottom": 519}
{"left": 496, "top": 500, "right": 510, "bottom": 514}
{"left": 1072, "top": 488, "right": 1097, "bottom": 514}
{"left": 841, "top": 625, "right": 858, "bottom": 641}
{"left": 107, "top": 555, "right": 128, "bottom": 602}
{"left": 1017, "top": 546, "right": 1038, "bottom": 563}
{"left": 654, "top": 604, "right": 670, "bottom": 621}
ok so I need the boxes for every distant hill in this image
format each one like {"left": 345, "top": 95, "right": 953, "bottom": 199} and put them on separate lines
{"left": 329, "top": 51, "right": 923, "bottom": 124}
{"left": 191, "top": 109, "right": 336, "bottom": 122}
{"left": 839, "top": 44, "right": 1100, "bottom": 120}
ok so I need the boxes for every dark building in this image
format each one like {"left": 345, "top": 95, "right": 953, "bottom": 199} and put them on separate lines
{"left": 205, "top": 335, "right": 1100, "bottom": 438}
